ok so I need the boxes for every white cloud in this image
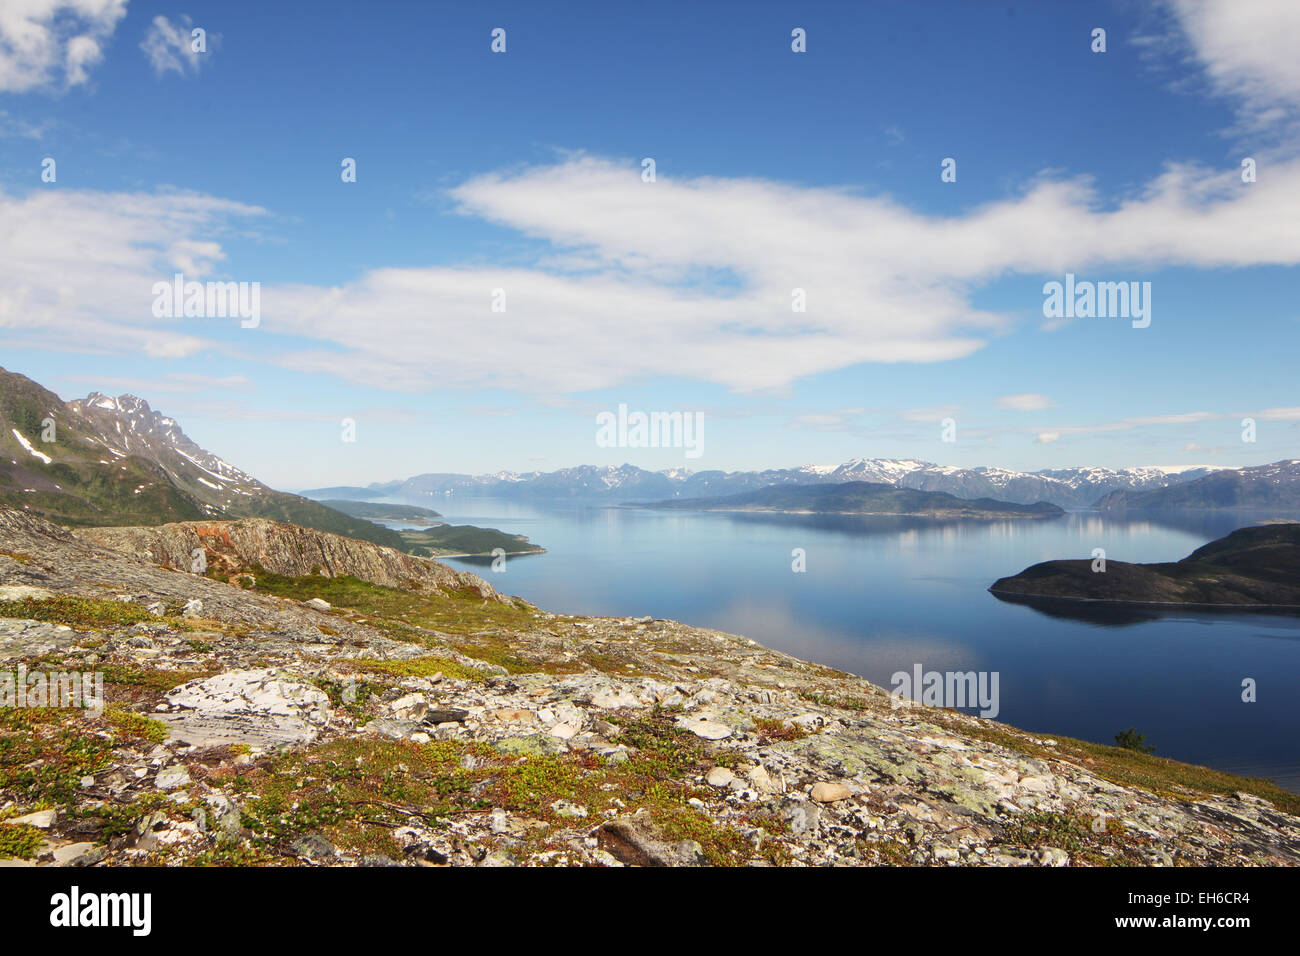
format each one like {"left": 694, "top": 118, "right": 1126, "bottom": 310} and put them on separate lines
{"left": 255, "top": 145, "right": 1300, "bottom": 394}
{"left": 140, "top": 14, "right": 209, "bottom": 77}
{"left": 0, "top": 109, "right": 50, "bottom": 139}
{"left": 0, "top": 185, "right": 266, "bottom": 357}
{"left": 3, "top": 5, "right": 1300, "bottom": 400}
{"left": 1165, "top": 0, "right": 1300, "bottom": 131}
{"left": 0, "top": 0, "right": 126, "bottom": 92}
{"left": 7, "top": 143, "right": 1300, "bottom": 396}
{"left": 1034, "top": 432, "right": 1061, "bottom": 445}
{"left": 996, "top": 393, "right": 1054, "bottom": 412}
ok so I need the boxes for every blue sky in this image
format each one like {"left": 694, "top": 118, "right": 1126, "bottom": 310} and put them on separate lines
{"left": 1, "top": 0, "right": 1298, "bottom": 488}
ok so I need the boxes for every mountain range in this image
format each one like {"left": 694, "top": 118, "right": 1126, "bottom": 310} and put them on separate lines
{"left": 1095, "top": 460, "right": 1300, "bottom": 511}
{"left": 306, "top": 459, "right": 1231, "bottom": 509}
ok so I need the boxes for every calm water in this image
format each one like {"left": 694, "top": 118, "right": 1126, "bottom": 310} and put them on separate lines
{"left": 385, "top": 496, "right": 1300, "bottom": 792}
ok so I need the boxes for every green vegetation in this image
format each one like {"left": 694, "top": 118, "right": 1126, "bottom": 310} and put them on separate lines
{"left": 237, "top": 493, "right": 412, "bottom": 553}
{"left": 397, "top": 524, "right": 543, "bottom": 557}
{"left": 103, "top": 705, "right": 170, "bottom": 743}
{"left": 1115, "top": 727, "right": 1156, "bottom": 754}
{"left": 751, "top": 716, "right": 810, "bottom": 742}
{"left": 100, "top": 664, "right": 210, "bottom": 694}
{"left": 0, "top": 595, "right": 153, "bottom": 630}
{"left": 0, "top": 705, "right": 162, "bottom": 809}
{"left": 1001, "top": 809, "right": 1153, "bottom": 866}
{"left": 243, "top": 569, "right": 611, "bottom": 674}
{"left": 0, "top": 823, "right": 43, "bottom": 859}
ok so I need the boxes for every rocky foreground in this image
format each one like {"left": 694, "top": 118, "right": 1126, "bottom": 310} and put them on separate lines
{"left": 1, "top": 507, "right": 1297, "bottom": 867}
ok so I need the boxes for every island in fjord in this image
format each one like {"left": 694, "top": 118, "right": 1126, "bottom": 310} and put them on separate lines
{"left": 990, "top": 522, "right": 1300, "bottom": 609}
{"left": 637, "top": 480, "right": 1065, "bottom": 519}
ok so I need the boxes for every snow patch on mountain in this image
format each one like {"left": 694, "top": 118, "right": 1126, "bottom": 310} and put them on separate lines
{"left": 10, "top": 429, "right": 52, "bottom": 465}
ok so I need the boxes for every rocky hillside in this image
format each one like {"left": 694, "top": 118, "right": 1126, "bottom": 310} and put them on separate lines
{"left": 2, "top": 506, "right": 1297, "bottom": 868}
{"left": 990, "top": 523, "right": 1300, "bottom": 607}
{"left": 72, "top": 518, "right": 505, "bottom": 600}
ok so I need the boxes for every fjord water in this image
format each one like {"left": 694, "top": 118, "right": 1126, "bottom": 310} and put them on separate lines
{"left": 400, "top": 497, "right": 1300, "bottom": 792}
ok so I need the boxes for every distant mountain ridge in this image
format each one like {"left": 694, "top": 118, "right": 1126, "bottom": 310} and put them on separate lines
{"left": 639, "top": 480, "right": 1066, "bottom": 519}
{"left": 306, "top": 459, "right": 1227, "bottom": 508}
{"left": 1095, "top": 460, "right": 1300, "bottom": 511}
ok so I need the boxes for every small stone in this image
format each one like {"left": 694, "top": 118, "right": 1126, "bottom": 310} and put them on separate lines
{"left": 549, "top": 722, "right": 577, "bottom": 740}
{"left": 3, "top": 809, "right": 56, "bottom": 829}
{"left": 51, "top": 842, "right": 99, "bottom": 866}
{"left": 291, "top": 833, "right": 336, "bottom": 860}
{"left": 155, "top": 766, "right": 191, "bottom": 791}
{"left": 810, "top": 782, "right": 852, "bottom": 803}
{"left": 705, "top": 767, "right": 735, "bottom": 788}
{"left": 181, "top": 599, "right": 203, "bottom": 617}
{"left": 679, "top": 717, "right": 731, "bottom": 740}
{"left": 782, "top": 801, "right": 822, "bottom": 837}
{"left": 422, "top": 708, "right": 469, "bottom": 725}
{"left": 551, "top": 800, "right": 589, "bottom": 818}
{"left": 390, "top": 693, "right": 428, "bottom": 720}
{"left": 490, "top": 707, "right": 535, "bottom": 724}
{"left": 362, "top": 718, "right": 421, "bottom": 739}
{"left": 1034, "top": 846, "right": 1070, "bottom": 867}
{"left": 591, "top": 688, "right": 641, "bottom": 709}
{"left": 747, "top": 765, "right": 780, "bottom": 794}
{"left": 304, "top": 598, "right": 331, "bottom": 611}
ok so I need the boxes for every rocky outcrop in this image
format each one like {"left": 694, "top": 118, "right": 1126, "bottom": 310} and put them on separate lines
{"left": 74, "top": 518, "right": 504, "bottom": 601}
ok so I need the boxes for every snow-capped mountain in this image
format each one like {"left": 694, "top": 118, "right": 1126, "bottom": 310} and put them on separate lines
{"left": 0, "top": 367, "right": 411, "bottom": 549}
{"left": 1096, "top": 460, "right": 1300, "bottom": 510}
{"left": 317, "top": 458, "right": 1234, "bottom": 509}
{"left": 67, "top": 392, "right": 264, "bottom": 513}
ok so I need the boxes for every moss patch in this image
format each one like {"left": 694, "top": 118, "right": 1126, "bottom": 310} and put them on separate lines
{"left": 0, "top": 595, "right": 153, "bottom": 630}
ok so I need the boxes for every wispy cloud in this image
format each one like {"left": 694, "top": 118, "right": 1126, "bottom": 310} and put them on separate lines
{"left": 996, "top": 393, "right": 1054, "bottom": 412}
{"left": 141, "top": 14, "right": 212, "bottom": 78}
{"left": 0, "top": 110, "right": 52, "bottom": 139}
{"left": 56, "top": 372, "right": 254, "bottom": 395}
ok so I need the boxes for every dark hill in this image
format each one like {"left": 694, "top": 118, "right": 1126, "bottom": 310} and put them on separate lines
{"left": 990, "top": 523, "right": 1300, "bottom": 607}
